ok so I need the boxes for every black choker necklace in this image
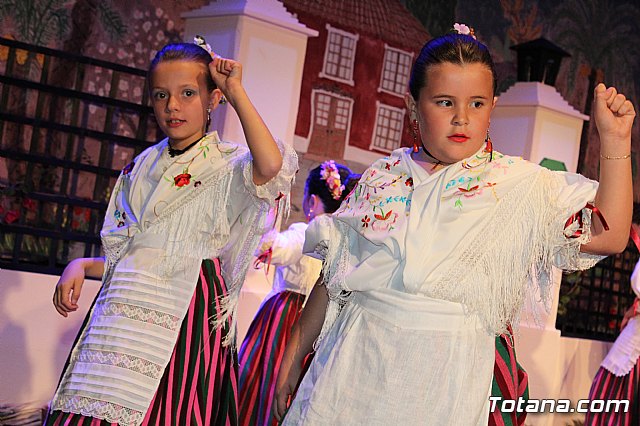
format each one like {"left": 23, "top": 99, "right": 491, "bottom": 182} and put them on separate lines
{"left": 168, "top": 137, "right": 203, "bottom": 157}
{"left": 421, "top": 145, "right": 452, "bottom": 166}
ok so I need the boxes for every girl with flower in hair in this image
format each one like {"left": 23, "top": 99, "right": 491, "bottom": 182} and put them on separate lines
{"left": 274, "top": 24, "right": 635, "bottom": 425}
{"left": 45, "top": 38, "right": 297, "bottom": 425}
{"left": 238, "top": 161, "right": 359, "bottom": 426}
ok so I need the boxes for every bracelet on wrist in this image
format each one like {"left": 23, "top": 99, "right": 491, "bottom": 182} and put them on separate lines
{"left": 600, "top": 153, "right": 631, "bottom": 160}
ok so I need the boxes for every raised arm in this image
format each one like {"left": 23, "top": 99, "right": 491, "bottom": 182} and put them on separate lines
{"left": 582, "top": 83, "right": 636, "bottom": 255}
{"left": 209, "top": 57, "right": 282, "bottom": 185}
{"left": 273, "top": 280, "right": 328, "bottom": 421}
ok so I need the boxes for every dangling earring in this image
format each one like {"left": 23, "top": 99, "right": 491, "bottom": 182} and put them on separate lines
{"left": 206, "top": 106, "right": 211, "bottom": 130}
{"left": 412, "top": 119, "right": 420, "bottom": 153}
{"left": 485, "top": 130, "right": 493, "bottom": 161}
{"left": 306, "top": 208, "right": 313, "bottom": 221}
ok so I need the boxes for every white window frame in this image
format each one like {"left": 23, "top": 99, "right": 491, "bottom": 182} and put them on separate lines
{"left": 370, "top": 102, "right": 406, "bottom": 153}
{"left": 319, "top": 24, "right": 358, "bottom": 86}
{"left": 378, "top": 44, "right": 414, "bottom": 97}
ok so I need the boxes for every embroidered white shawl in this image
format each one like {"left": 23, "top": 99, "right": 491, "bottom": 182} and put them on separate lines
{"left": 305, "top": 144, "right": 605, "bottom": 345}
{"left": 51, "top": 132, "right": 297, "bottom": 425}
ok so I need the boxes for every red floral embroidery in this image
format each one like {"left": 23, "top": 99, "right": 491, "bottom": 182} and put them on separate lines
{"left": 405, "top": 177, "right": 413, "bottom": 187}
{"left": 393, "top": 159, "right": 401, "bottom": 167}
{"left": 374, "top": 210, "right": 392, "bottom": 221}
{"left": 458, "top": 185, "right": 479, "bottom": 193}
{"left": 385, "top": 163, "right": 391, "bottom": 170}
{"left": 361, "top": 215, "right": 370, "bottom": 228}
{"left": 174, "top": 173, "right": 191, "bottom": 187}
{"left": 122, "top": 161, "right": 135, "bottom": 175}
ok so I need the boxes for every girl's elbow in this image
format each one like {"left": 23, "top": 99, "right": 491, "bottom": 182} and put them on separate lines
{"left": 264, "top": 158, "right": 283, "bottom": 180}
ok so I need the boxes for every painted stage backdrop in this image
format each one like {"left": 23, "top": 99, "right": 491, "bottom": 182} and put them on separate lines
{"left": 0, "top": 0, "right": 639, "bottom": 227}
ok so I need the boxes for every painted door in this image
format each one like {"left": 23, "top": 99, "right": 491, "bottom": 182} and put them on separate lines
{"left": 307, "top": 91, "right": 352, "bottom": 159}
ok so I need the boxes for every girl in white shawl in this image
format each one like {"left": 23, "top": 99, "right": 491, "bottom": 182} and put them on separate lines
{"left": 274, "top": 26, "right": 634, "bottom": 425}
{"left": 46, "top": 40, "right": 297, "bottom": 425}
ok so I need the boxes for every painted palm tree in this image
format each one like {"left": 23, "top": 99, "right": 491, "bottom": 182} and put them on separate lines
{"left": 548, "top": 0, "right": 640, "bottom": 174}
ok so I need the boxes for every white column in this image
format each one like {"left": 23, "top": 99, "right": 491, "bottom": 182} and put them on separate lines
{"left": 182, "top": 1, "right": 317, "bottom": 341}
{"left": 182, "top": 0, "right": 318, "bottom": 146}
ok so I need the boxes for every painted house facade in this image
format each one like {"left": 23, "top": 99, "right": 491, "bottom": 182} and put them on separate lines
{"left": 281, "top": 0, "right": 429, "bottom": 165}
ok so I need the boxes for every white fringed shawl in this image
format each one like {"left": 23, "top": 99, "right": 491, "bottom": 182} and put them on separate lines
{"left": 51, "top": 132, "right": 297, "bottom": 425}
{"left": 305, "top": 145, "right": 604, "bottom": 346}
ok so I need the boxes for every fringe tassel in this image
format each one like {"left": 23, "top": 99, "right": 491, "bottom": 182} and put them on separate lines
{"left": 430, "top": 169, "right": 602, "bottom": 335}
{"left": 313, "top": 217, "right": 353, "bottom": 350}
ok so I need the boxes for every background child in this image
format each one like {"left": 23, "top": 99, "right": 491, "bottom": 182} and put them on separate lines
{"left": 238, "top": 161, "right": 358, "bottom": 426}
{"left": 585, "top": 259, "right": 640, "bottom": 425}
{"left": 275, "top": 25, "right": 634, "bottom": 424}
{"left": 46, "top": 39, "right": 296, "bottom": 425}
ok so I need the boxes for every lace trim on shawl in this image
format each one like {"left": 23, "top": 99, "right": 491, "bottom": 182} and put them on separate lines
{"left": 428, "top": 170, "right": 602, "bottom": 335}
{"left": 312, "top": 216, "right": 353, "bottom": 350}
{"left": 99, "top": 302, "right": 181, "bottom": 330}
{"left": 52, "top": 396, "right": 143, "bottom": 426}
{"left": 76, "top": 350, "right": 165, "bottom": 378}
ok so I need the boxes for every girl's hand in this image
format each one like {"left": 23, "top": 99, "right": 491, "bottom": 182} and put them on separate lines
{"left": 209, "top": 56, "right": 243, "bottom": 105}
{"left": 53, "top": 258, "right": 86, "bottom": 317}
{"left": 273, "top": 361, "right": 302, "bottom": 422}
{"left": 593, "top": 83, "right": 636, "bottom": 147}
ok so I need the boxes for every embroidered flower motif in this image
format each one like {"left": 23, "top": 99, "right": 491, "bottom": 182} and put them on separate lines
{"left": 405, "top": 177, "right": 413, "bottom": 187}
{"left": 384, "top": 163, "right": 391, "bottom": 171}
{"left": 393, "top": 159, "right": 401, "bottom": 167}
{"left": 122, "top": 161, "right": 135, "bottom": 175}
{"left": 371, "top": 210, "right": 398, "bottom": 232}
{"left": 174, "top": 173, "right": 191, "bottom": 187}
{"left": 361, "top": 215, "right": 371, "bottom": 228}
{"left": 194, "top": 181, "right": 202, "bottom": 188}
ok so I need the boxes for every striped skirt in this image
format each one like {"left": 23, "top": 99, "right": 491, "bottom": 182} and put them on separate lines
{"left": 489, "top": 328, "right": 529, "bottom": 426}
{"left": 237, "top": 291, "right": 305, "bottom": 426}
{"left": 584, "top": 360, "right": 640, "bottom": 426}
{"left": 45, "top": 258, "right": 238, "bottom": 426}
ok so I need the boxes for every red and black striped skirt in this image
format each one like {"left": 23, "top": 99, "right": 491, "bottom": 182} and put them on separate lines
{"left": 584, "top": 360, "right": 640, "bottom": 426}
{"left": 237, "top": 290, "right": 305, "bottom": 426}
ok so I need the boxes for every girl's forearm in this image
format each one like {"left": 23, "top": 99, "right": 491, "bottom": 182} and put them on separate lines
{"left": 79, "top": 257, "right": 106, "bottom": 279}
{"left": 279, "top": 282, "right": 329, "bottom": 380}
{"left": 583, "top": 141, "right": 632, "bottom": 255}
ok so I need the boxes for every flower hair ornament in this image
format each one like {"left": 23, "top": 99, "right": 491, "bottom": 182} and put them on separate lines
{"left": 193, "top": 35, "right": 227, "bottom": 105}
{"left": 320, "top": 160, "right": 345, "bottom": 200}
{"left": 453, "top": 23, "right": 476, "bottom": 39}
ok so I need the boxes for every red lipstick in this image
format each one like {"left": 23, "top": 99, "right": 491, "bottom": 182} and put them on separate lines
{"left": 448, "top": 133, "right": 469, "bottom": 143}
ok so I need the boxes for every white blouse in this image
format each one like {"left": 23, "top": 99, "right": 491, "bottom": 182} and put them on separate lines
{"left": 267, "top": 221, "right": 322, "bottom": 297}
